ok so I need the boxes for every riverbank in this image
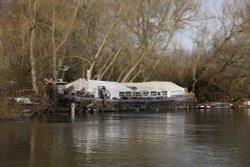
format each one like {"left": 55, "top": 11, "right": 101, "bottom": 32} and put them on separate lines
{"left": 0, "top": 95, "right": 21, "bottom": 120}
{"left": 0, "top": 95, "right": 46, "bottom": 120}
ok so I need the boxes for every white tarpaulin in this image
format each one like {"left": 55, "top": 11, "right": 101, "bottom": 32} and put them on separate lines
{"left": 64, "top": 79, "right": 132, "bottom": 99}
{"left": 86, "top": 80, "right": 133, "bottom": 99}
{"left": 64, "top": 78, "right": 87, "bottom": 91}
{"left": 65, "top": 79, "right": 185, "bottom": 98}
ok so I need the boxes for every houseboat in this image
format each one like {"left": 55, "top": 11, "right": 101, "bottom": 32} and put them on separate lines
{"left": 52, "top": 79, "right": 195, "bottom": 112}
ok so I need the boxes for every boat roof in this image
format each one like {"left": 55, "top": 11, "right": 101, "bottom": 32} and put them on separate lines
{"left": 65, "top": 79, "right": 185, "bottom": 92}
{"left": 86, "top": 80, "right": 132, "bottom": 92}
{"left": 64, "top": 78, "right": 87, "bottom": 91}
{"left": 65, "top": 79, "right": 132, "bottom": 92}
{"left": 123, "top": 81, "right": 185, "bottom": 92}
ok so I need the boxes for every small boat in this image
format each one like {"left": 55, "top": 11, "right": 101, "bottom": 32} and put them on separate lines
{"left": 195, "top": 103, "right": 211, "bottom": 109}
{"left": 196, "top": 102, "right": 233, "bottom": 109}
{"left": 210, "top": 102, "right": 233, "bottom": 109}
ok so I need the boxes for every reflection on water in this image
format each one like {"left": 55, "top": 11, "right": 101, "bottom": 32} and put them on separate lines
{"left": 0, "top": 109, "right": 250, "bottom": 167}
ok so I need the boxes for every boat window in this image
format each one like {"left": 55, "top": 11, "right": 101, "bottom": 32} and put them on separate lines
{"left": 126, "top": 91, "right": 132, "bottom": 97}
{"left": 119, "top": 92, "right": 125, "bottom": 97}
{"left": 132, "top": 92, "right": 141, "bottom": 96}
{"left": 142, "top": 91, "right": 149, "bottom": 96}
{"left": 135, "top": 92, "right": 141, "bottom": 97}
{"left": 150, "top": 91, "right": 157, "bottom": 96}
{"left": 162, "top": 91, "right": 168, "bottom": 96}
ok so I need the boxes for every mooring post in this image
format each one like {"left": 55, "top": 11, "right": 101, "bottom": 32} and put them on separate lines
{"left": 70, "top": 102, "right": 76, "bottom": 119}
{"left": 187, "top": 104, "right": 190, "bottom": 111}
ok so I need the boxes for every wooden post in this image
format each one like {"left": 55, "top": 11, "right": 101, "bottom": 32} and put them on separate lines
{"left": 187, "top": 104, "right": 190, "bottom": 111}
{"left": 70, "top": 103, "right": 76, "bottom": 120}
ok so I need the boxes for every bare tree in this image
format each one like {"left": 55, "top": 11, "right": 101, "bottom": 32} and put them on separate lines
{"left": 189, "top": 0, "right": 249, "bottom": 101}
{"left": 119, "top": 0, "right": 200, "bottom": 82}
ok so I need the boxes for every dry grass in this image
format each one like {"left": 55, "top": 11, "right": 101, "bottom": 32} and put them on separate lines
{"left": 0, "top": 95, "right": 22, "bottom": 120}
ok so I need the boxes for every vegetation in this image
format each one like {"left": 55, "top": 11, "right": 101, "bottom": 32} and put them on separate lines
{"left": 0, "top": 94, "right": 20, "bottom": 120}
{"left": 0, "top": 0, "right": 249, "bottom": 104}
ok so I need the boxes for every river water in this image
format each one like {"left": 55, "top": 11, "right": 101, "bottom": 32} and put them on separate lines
{"left": 1, "top": 109, "right": 250, "bottom": 167}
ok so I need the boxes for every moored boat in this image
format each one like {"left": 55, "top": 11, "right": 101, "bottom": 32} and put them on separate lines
{"left": 50, "top": 79, "right": 195, "bottom": 112}
{"left": 195, "top": 102, "right": 233, "bottom": 109}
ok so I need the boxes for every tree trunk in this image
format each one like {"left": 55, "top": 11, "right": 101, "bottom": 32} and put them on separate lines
{"left": 29, "top": 28, "right": 38, "bottom": 94}
{"left": 28, "top": 0, "right": 39, "bottom": 94}
{"left": 96, "top": 47, "right": 122, "bottom": 80}
{"left": 192, "top": 47, "right": 201, "bottom": 93}
{"left": 52, "top": 0, "right": 57, "bottom": 80}
{"left": 121, "top": 54, "right": 144, "bottom": 83}
{"left": 129, "top": 64, "right": 143, "bottom": 82}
